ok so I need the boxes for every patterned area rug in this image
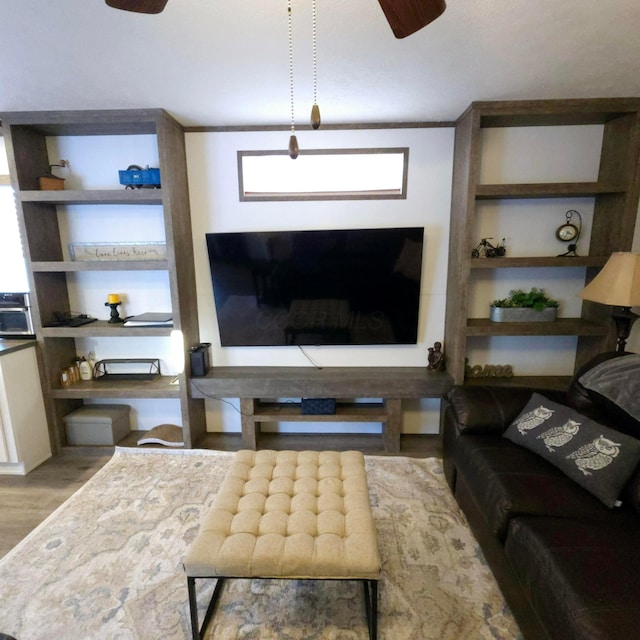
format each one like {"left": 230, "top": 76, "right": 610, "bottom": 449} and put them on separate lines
{"left": 0, "top": 449, "right": 521, "bottom": 639}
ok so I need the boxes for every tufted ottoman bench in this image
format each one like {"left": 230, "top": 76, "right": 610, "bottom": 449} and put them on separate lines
{"left": 184, "top": 449, "right": 382, "bottom": 639}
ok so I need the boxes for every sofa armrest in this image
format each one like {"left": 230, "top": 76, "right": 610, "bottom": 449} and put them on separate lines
{"left": 442, "top": 385, "right": 568, "bottom": 490}
{"left": 445, "top": 386, "right": 565, "bottom": 435}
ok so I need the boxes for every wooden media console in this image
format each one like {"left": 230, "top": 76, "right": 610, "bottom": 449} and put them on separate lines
{"left": 189, "top": 366, "right": 453, "bottom": 452}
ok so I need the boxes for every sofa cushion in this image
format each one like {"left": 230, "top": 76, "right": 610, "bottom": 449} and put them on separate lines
{"left": 504, "top": 393, "right": 640, "bottom": 507}
{"left": 505, "top": 516, "right": 640, "bottom": 640}
{"left": 565, "top": 351, "right": 628, "bottom": 421}
{"left": 578, "top": 353, "right": 640, "bottom": 438}
{"left": 454, "top": 435, "right": 610, "bottom": 540}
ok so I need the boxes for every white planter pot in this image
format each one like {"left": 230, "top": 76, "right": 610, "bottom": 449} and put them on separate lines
{"left": 489, "top": 306, "right": 558, "bottom": 322}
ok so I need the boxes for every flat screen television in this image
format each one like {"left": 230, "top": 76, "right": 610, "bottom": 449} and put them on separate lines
{"left": 205, "top": 227, "right": 424, "bottom": 346}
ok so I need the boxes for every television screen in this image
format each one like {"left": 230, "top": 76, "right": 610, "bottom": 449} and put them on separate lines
{"left": 205, "top": 227, "right": 424, "bottom": 346}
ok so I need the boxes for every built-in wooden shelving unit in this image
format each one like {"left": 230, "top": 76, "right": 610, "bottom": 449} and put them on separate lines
{"left": 1, "top": 109, "right": 206, "bottom": 451}
{"left": 445, "top": 98, "right": 640, "bottom": 387}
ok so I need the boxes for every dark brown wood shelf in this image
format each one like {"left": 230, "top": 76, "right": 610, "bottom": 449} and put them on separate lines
{"left": 31, "top": 260, "right": 168, "bottom": 272}
{"left": 252, "top": 401, "right": 391, "bottom": 423}
{"left": 466, "top": 318, "right": 608, "bottom": 337}
{"left": 469, "top": 256, "right": 607, "bottom": 269}
{"left": 464, "top": 375, "right": 572, "bottom": 391}
{"left": 473, "top": 98, "right": 640, "bottom": 128}
{"left": 19, "top": 189, "right": 163, "bottom": 205}
{"left": 475, "top": 182, "right": 625, "bottom": 200}
{"left": 241, "top": 396, "right": 407, "bottom": 453}
{"left": 190, "top": 366, "right": 453, "bottom": 399}
{"left": 40, "top": 320, "right": 174, "bottom": 338}
{"left": 0, "top": 108, "right": 163, "bottom": 135}
{"left": 50, "top": 375, "right": 180, "bottom": 399}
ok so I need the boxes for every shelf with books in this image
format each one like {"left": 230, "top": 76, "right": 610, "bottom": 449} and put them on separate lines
{"left": 1, "top": 108, "right": 206, "bottom": 451}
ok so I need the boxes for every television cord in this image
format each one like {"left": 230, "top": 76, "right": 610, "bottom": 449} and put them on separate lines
{"left": 297, "top": 345, "right": 323, "bottom": 369}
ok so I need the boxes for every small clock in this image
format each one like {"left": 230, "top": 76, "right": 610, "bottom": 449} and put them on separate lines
{"left": 556, "top": 222, "right": 579, "bottom": 242}
{"left": 555, "top": 209, "right": 582, "bottom": 257}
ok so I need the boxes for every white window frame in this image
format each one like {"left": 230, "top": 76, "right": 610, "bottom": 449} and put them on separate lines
{"left": 238, "top": 147, "right": 409, "bottom": 201}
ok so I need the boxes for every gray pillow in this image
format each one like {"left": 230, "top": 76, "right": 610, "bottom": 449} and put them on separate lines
{"left": 504, "top": 393, "right": 640, "bottom": 508}
{"left": 579, "top": 354, "right": 640, "bottom": 422}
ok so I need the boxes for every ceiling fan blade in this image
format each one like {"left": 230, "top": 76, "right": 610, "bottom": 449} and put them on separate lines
{"left": 378, "top": 0, "right": 446, "bottom": 38}
{"left": 105, "top": 0, "right": 168, "bottom": 14}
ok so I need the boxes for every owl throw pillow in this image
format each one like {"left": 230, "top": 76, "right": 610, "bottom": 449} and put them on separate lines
{"left": 504, "top": 392, "right": 640, "bottom": 508}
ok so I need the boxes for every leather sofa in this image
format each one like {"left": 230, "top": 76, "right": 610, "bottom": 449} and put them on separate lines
{"left": 442, "top": 352, "right": 640, "bottom": 640}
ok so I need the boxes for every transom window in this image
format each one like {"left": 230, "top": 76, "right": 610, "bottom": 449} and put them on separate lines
{"left": 238, "top": 147, "right": 409, "bottom": 201}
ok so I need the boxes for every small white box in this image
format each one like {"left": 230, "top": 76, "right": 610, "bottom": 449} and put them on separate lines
{"left": 64, "top": 404, "right": 131, "bottom": 446}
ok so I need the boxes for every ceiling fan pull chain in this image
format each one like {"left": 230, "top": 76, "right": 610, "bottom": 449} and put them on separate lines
{"left": 310, "top": 0, "right": 321, "bottom": 129}
{"left": 287, "top": 0, "right": 299, "bottom": 159}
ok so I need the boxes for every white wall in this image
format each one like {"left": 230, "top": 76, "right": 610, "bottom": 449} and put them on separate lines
{"left": 186, "top": 127, "right": 455, "bottom": 434}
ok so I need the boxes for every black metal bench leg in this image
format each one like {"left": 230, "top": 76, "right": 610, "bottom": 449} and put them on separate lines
{"left": 187, "top": 576, "right": 226, "bottom": 640}
{"left": 187, "top": 577, "right": 200, "bottom": 640}
{"left": 363, "top": 579, "right": 378, "bottom": 640}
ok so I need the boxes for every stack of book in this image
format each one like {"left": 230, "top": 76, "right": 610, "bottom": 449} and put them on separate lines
{"left": 123, "top": 312, "right": 173, "bottom": 327}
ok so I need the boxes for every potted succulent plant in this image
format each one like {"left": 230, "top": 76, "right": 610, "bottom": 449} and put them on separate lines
{"left": 490, "top": 288, "right": 559, "bottom": 322}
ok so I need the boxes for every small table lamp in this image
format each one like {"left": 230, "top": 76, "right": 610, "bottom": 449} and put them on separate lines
{"left": 579, "top": 252, "right": 640, "bottom": 352}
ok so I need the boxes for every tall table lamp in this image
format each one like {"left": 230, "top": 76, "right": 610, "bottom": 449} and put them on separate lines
{"left": 579, "top": 252, "right": 640, "bottom": 352}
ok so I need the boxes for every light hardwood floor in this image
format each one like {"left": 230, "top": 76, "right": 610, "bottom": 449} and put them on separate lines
{"left": 0, "top": 452, "right": 112, "bottom": 559}
{"left": 0, "top": 433, "right": 441, "bottom": 559}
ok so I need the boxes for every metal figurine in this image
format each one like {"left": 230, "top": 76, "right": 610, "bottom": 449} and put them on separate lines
{"left": 427, "top": 341, "right": 446, "bottom": 371}
{"left": 471, "top": 237, "right": 506, "bottom": 258}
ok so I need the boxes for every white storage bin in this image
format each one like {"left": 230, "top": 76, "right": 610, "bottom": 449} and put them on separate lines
{"left": 64, "top": 404, "right": 130, "bottom": 445}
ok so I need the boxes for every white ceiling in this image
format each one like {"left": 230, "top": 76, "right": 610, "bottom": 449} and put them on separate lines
{"left": 1, "top": 0, "right": 639, "bottom": 127}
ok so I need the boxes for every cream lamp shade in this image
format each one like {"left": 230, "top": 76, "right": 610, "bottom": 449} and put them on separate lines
{"left": 579, "top": 252, "right": 640, "bottom": 306}
{"left": 579, "top": 252, "right": 640, "bottom": 351}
